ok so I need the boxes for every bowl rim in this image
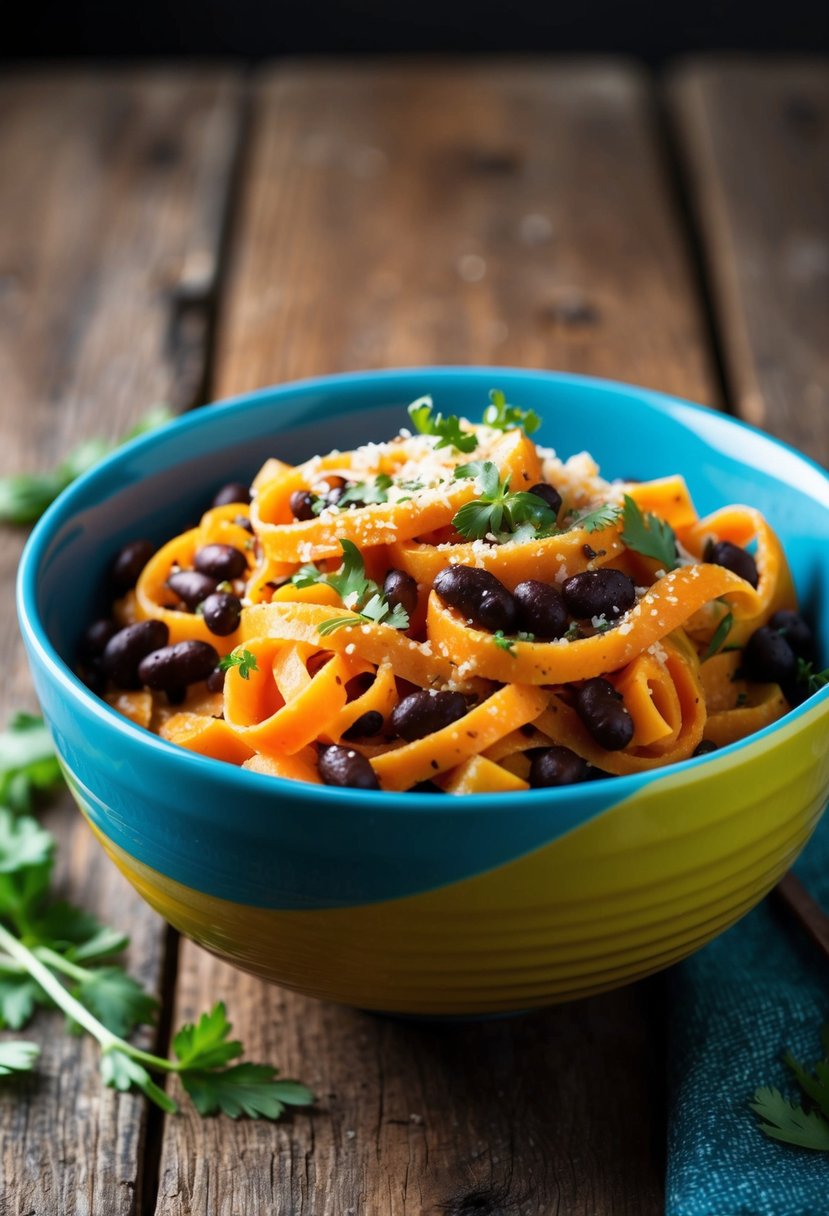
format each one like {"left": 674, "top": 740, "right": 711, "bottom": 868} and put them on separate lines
{"left": 16, "top": 365, "right": 829, "bottom": 814}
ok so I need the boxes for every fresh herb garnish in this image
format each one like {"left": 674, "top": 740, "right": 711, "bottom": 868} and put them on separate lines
{"left": 796, "top": 658, "right": 829, "bottom": 696}
{"left": 218, "top": 649, "right": 259, "bottom": 680}
{"left": 752, "top": 1027, "right": 829, "bottom": 1151}
{"left": 304, "top": 541, "right": 410, "bottom": 635}
{"left": 0, "top": 747, "right": 313, "bottom": 1120}
{"left": 407, "top": 396, "right": 477, "bottom": 453}
{"left": 493, "top": 631, "right": 516, "bottom": 655}
{"left": 0, "top": 406, "right": 174, "bottom": 526}
{"left": 452, "top": 461, "right": 558, "bottom": 542}
{"left": 564, "top": 622, "right": 584, "bottom": 642}
{"left": 570, "top": 503, "right": 623, "bottom": 535}
{"left": 482, "top": 389, "right": 541, "bottom": 436}
{"left": 620, "top": 495, "right": 678, "bottom": 571}
{"left": 703, "top": 611, "right": 735, "bottom": 661}
{"left": 334, "top": 474, "right": 393, "bottom": 509}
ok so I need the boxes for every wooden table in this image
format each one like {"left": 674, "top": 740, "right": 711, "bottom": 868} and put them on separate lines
{"left": 0, "top": 57, "right": 826, "bottom": 1215}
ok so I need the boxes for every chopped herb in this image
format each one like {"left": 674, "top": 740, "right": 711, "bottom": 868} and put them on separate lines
{"left": 796, "top": 658, "right": 829, "bottom": 697}
{"left": 736, "top": 691, "right": 749, "bottom": 707}
{"left": 293, "top": 541, "right": 409, "bottom": 634}
{"left": 407, "top": 396, "right": 477, "bottom": 453}
{"left": 570, "top": 503, "right": 623, "bottom": 535}
{"left": 493, "top": 631, "right": 516, "bottom": 655}
{"left": 452, "top": 461, "right": 558, "bottom": 542}
{"left": 336, "top": 473, "right": 393, "bottom": 508}
{"left": 620, "top": 495, "right": 677, "bottom": 571}
{"left": 218, "top": 649, "right": 259, "bottom": 680}
{"left": 564, "top": 622, "right": 584, "bottom": 642}
{"left": 318, "top": 598, "right": 409, "bottom": 636}
{"left": 703, "top": 611, "right": 735, "bottom": 661}
{"left": 482, "top": 389, "right": 541, "bottom": 436}
{"left": 0, "top": 405, "right": 174, "bottom": 526}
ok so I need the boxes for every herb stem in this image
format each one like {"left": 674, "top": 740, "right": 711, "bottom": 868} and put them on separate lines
{"left": 31, "top": 945, "right": 89, "bottom": 983}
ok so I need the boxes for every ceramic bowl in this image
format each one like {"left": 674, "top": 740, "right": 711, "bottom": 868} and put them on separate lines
{"left": 17, "top": 368, "right": 829, "bottom": 1015}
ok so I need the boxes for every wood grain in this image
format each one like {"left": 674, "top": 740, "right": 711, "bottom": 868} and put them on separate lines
{"left": 215, "top": 60, "right": 714, "bottom": 404}
{"left": 0, "top": 70, "right": 241, "bottom": 1216}
{"left": 156, "top": 60, "right": 721, "bottom": 1216}
{"left": 669, "top": 58, "right": 829, "bottom": 465}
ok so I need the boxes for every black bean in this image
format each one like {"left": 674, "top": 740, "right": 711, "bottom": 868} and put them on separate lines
{"left": 705, "top": 539, "right": 759, "bottom": 589}
{"left": 80, "top": 618, "right": 118, "bottom": 659}
{"left": 165, "top": 686, "right": 186, "bottom": 706}
{"left": 102, "top": 620, "right": 170, "bottom": 689}
{"left": 289, "top": 490, "right": 318, "bottom": 521}
{"left": 693, "top": 739, "right": 718, "bottom": 756}
{"left": 769, "top": 609, "right": 814, "bottom": 659}
{"left": 206, "top": 666, "right": 226, "bottom": 693}
{"left": 562, "top": 569, "right": 636, "bottom": 621}
{"left": 137, "top": 640, "right": 220, "bottom": 691}
{"left": 574, "top": 677, "right": 634, "bottom": 751}
{"left": 342, "top": 711, "right": 385, "bottom": 741}
{"left": 110, "top": 539, "right": 155, "bottom": 592}
{"left": 167, "top": 570, "right": 218, "bottom": 610}
{"left": 528, "top": 482, "right": 563, "bottom": 517}
{"left": 383, "top": 569, "right": 418, "bottom": 618}
{"left": 318, "top": 745, "right": 379, "bottom": 790}
{"left": 513, "top": 580, "right": 568, "bottom": 639}
{"left": 212, "top": 481, "right": 252, "bottom": 508}
{"left": 390, "top": 690, "right": 469, "bottom": 742}
{"left": 201, "top": 591, "right": 242, "bottom": 636}
{"left": 433, "top": 565, "right": 516, "bottom": 633}
{"left": 743, "top": 625, "right": 797, "bottom": 685}
{"left": 529, "top": 746, "right": 589, "bottom": 787}
{"left": 194, "top": 543, "right": 247, "bottom": 581}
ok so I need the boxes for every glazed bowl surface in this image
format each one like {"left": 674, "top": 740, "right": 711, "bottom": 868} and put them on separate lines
{"left": 17, "top": 368, "right": 829, "bottom": 1015}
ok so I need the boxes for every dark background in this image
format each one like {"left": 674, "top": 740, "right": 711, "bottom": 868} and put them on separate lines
{"left": 7, "top": 0, "right": 829, "bottom": 61}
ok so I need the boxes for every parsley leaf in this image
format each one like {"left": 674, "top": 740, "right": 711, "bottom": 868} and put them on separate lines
{"left": 751, "top": 1087, "right": 829, "bottom": 1151}
{"left": 172, "top": 1001, "right": 243, "bottom": 1070}
{"left": 0, "top": 976, "right": 45, "bottom": 1030}
{"left": 182, "top": 1062, "right": 315, "bottom": 1120}
{"left": 620, "top": 495, "right": 677, "bottom": 571}
{"left": 482, "top": 389, "right": 541, "bottom": 435}
{"left": 702, "top": 611, "right": 734, "bottom": 661}
{"left": 796, "top": 658, "right": 829, "bottom": 697}
{"left": 0, "top": 713, "right": 64, "bottom": 816}
{"left": 218, "top": 649, "right": 259, "bottom": 680}
{"left": 0, "top": 1039, "right": 40, "bottom": 1076}
{"left": 101, "top": 1049, "right": 176, "bottom": 1113}
{"left": 0, "top": 809, "right": 54, "bottom": 876}
{"left": 299, "top": 542, "right": 410, "bottom": 634}
{"left": 336, "top": 473, "right": 393, "bottom": 508}
{"left": 452, "top": 462, "right": 558, "bottom": 542}
{"left": 407, "top": 396, "right": 477, "bottom": 453}
{"left": 73, "top": 967, "right": 159, "bottom": 1038}
{"left": 570, "top": 503, "right": 623, "bottom": 535}
{"left": 0, "top": 406, "right": 174, "bottom": 525}
{"left": 493, "top": 631, "right": 516, "bottom": 655}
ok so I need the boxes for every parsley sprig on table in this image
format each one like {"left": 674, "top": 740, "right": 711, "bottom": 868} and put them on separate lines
{"left": 0, "top": 715, "right": 313, "bottom": 1120}
{"left": 482, "top": 389, "right": 540, "bottom": 436}
{"left": 294, "top": 540, "right": 409, "bottom": 635}
{"left": 452, "top": 461, "right": 559, "bottom": 542}
{"left": 0, "top": 406, "right": 174, "bottom": 526}
{"left": 620, "top": 494, "right": 678, "bottom": 571}
{"left": 407, "top": 396, "right": 477, "bottom": 453}
{"left": 752, "top": 1026, "right": 829, "bottom": 1151}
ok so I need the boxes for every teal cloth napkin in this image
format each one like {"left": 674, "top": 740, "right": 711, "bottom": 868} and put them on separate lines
{"left": 667, "top": 812, "right": 829, "bottom": 1216}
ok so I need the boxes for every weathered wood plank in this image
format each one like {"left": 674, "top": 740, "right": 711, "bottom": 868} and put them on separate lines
{"left": 156, "top": 61, "right": 719, "bottom": 1216}
{"left": 669, "top": 58, "right": 829, "bottom": 465}
{"left": 0, "top": 69, "right": 242, "bottom": 1216}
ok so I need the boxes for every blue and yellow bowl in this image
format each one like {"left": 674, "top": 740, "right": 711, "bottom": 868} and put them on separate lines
{"left": 16, "top": 369, "right": 829, "bottom": 1015}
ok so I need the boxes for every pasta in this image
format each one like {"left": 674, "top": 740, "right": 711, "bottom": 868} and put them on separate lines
{"left": 83, "top": 392, "right": 822, "bottom": 795}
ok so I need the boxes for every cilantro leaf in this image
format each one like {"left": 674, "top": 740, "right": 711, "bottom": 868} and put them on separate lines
{"left": 570, "top": 503, "right": 623, "bottom": 535}
{"left": 703, "top": 611, "right": 734, "bottom": 661}
{"left": 796, "top": 658, "right": 829, "bottom": 697}
{"left": 493, "top": 631, "right": 516, "bottom": 655}
{"left": 482, "top": 388, "right": 541, "bottom": 435}
{"left": 0, "top": 1039, "right": 40, "bottom": 1076}
{"left": 181, "top": 1062, "right": 315, "bottom": 1120}
{"left": 172, "top": 1001, "right": 244, "bottom": 1071}
{"left": 293, "top": 539, "right": 372, "bottom": 605}
{"left": 0, "top": 406, "right": 174, "bottom": 525}
{"left": 452, "top": 462, "right": 558, "bottom": 542}
{"left": 0, "top": 809, "right": 54, "bottom": 875}
{"left": 0, "top": 976, "right": 46, "bottom": 1029}
{"left": 0, "top": 713, "right": 63, "bottom": 815}
{"left": 751, "top": 1086, "right": 829, "bottom": 1151}
{"left": 620, "top": 495, "right": 677, "bottom": 571}
{"left": 407, "top": 396, "right": 477, "bottom": 453}
{"left": 218, "top": 649, "right": 259, "bottom": 680}
{"left": 73, "top": 967, "right": 158, "bottom": 1038}
{"left": 101, "top": 1048, "right": 177, "bottom": 1113}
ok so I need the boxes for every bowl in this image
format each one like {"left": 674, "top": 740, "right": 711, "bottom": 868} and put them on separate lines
{"left": 17, "top": 368, "right": 829, "bottom": 1015}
